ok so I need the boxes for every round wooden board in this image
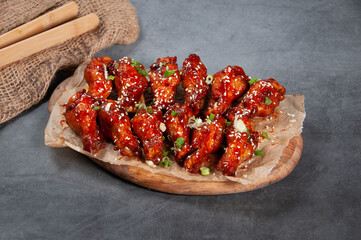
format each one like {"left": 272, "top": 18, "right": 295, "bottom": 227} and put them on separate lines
{"left": 49, "top": 79, "right": 303, "bottom": 195}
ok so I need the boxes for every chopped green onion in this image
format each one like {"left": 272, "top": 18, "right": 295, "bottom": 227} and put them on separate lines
{"left": 205, "top": 75, "right": 213, "bottom": 84}
{"left": 209, "top": 113, "right": 215, "bottom": 121}
{"left": 225, "top": 121, "right": 232, "bottom": 126}
{"left": 146, "top": 107, "right": 153, "bottom": 114}
{"left": 246, "top": 127, "right": 251, "bottom": 139}
{"left": 163, "top": 67, "right": 176, "bottom": 78}
{"left": 131, "top": 59, "right": 148, "bottom": 76}
{"left": 162, "top": 149, "right": 169, "bottom": 156}
{"left": 174, "top": 137, "right": 185, "bottom": 148}
{"left": 171, "top": 147, "right": 180, "bottom": 151}
{"left": 138, "top": 68, "right": 148, "bottom": 76}
{"left": 249, "top": 78, "right": 258, "bottom": 85}
{"left": 180, "top": 71, "right": 183, "bottom": 75}
{"left": 162, "top": 62, "right": 167, "bottom": 66}
{"left": 93, "top": 106, "right": 100, "bottom": 110}
{"left": 167, "top": 135, "right": 172, "bottom": 141}
{"left": 265, "top": 97, "right": 272, "bottom": 105}
{"left": 223, "top": 129, "right": 227, "bottom": 134}
{"left": 200, "top": 167, "right": 211, "bottom": 175}
{"left": 162, "top": 136, "right": 165, "bottom": 141}
{"left": 206, "top": 113, "right": 215, "bottom": 123}
{"left": 254, "top": 150, "right": 264, "bottom": 156}
{"left": 135, "top": 102, "right": 142, "bottom": 107}
{"left": 158, "top": 157, "right": 172, "bottom": 167}
{"left": 171, "top": 110, "right": 177, "bottom": 116}
{"left": 131, "top": 59, "right": 141, "bottom": 67}
{"left": 261, "top": 132, "right": 269, "bottom": 139}
{"left": 108, "top": 75, "right": 115, "bottom": 80}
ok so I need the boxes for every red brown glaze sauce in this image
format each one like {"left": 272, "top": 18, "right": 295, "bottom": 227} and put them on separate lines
{"left": 98, "top": 99, "right": 141, "bottom": 157}
{"left": 63, "top": 55, "right": 287, "bottom": 176}
{"left": 164, "top": 103, "right": 194, "bottom": 164}
{"left": 226, "top": 78, "right": 286, "bottom": 121}
{"left": 112, "top": 57, "right": 149, "bottom": 113}
{"left": 184, "top": 116, "right": 226, "bottom": 173}
{"left": 217, "top": 118, "right": 259, "bottom": 176}
{"left": 64, "top": 89, "right": 105, "bottom": 153}
{"left": 180, "top": 54, "right": 209, "bottom": 115}
{"left": 206, "top": 65, "right": 249, "bottom": 117}
{"left": 132, "top": 106, "right": 165, "bottom": 165}
{"left": 148, "top": 56, "right": 181, "bottom": 109}
{"left": 84, "top": 57, "right": 114, "bottom": 99}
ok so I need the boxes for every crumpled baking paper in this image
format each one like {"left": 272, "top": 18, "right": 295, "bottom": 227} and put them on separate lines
{"left": 45, "top": 62, "right": 306, "bottom": 184}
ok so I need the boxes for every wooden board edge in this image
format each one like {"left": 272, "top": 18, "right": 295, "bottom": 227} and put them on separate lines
{"left": 49, "top": 79, "right": 303, "bottom": 195}
{"left": 90, "top": 135, "right": 303, "bottom": 195}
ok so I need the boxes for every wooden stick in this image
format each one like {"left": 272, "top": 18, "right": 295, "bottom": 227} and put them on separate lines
{"left": 0, "top": 2, "right": 78, "bottom": 49}
{"left": 0, "top": 14, "right": 99, "bottom": 68}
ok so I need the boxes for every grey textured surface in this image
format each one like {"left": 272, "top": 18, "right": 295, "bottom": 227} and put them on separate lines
{"left": 1, "top": 0, "right": 360, "bottom": 239}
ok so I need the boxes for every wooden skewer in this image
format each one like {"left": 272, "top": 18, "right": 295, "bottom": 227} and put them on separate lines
{"left": 0, "top": 13, "right": 99, "bottom": 68}
{"left": 0, "top": 2, "right": 78, "bottom": 49}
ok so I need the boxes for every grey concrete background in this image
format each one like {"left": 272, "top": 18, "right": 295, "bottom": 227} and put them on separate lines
{"left": 1, "top": 0, "right": 360, "bottom": 239}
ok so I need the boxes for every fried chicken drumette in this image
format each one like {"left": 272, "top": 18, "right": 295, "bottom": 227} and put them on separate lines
{"left": 183, "top": 116, "right": 226, "bottom": 173}
{"left": 132, "top": 106, "right": 165, "bottom": 165}
{"left": 164, "top": 104, "right": 194, "bottom": 163}
{"left": 148, "top": 56, "right": 181, "bottom": 109}
{"left": 64, "top": 90, "right": 105, "bottom": 153}
{"left": 84, "top": 56, "right": 114, "bottom": 99}
{"left": 180, "top": 54, "right": 209, "bottom": 115}
{"left": 217, "top": 117, "right": 259, "bottom": 176}
{"left": 98, "top": 99, "right": 141, "bottom": 157}
{"left": 206, "top": 65, "right": 249, "bottom": 117}
{"left": 226, "top": 78, "right": 286, "bottom": 121}
{"left": 112, "top": 57, "right": 149, "bottom": 113}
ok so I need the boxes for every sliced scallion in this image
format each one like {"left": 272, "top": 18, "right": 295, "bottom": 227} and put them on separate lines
{"left": 206, "top": 113, "right": 215, "bottom": 123}
{"left": 249, "top": 78, "right": 258, "bottom": 85}
{"left": 265, "top": 97, "right": 272, "bottom": 105}
{"left": 261, "top": 132, "right": 269, "bottom": 139}
{"left": 174, "top": 137, "right": 185, "bottom": 148}
{"left": 163, "top": 66, "right": 176, "bottom": 78}
{"left": 200, "top": 167, "right": 211, "bottom": 175}
{"left": 158, "top": 157, "right": 172, "bottom": 167}
{"left": 205, "top": 75, "right": 213, "bottom": 84}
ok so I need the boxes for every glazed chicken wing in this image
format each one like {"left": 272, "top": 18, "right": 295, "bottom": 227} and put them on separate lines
{"left": 148, "top": 56, "right": 180, "bottom": 109}
{"left": 84, "top": 56, "right": 114, "bottom": 99}
{"left": 205, "top": 65, "right": 249, "bottom": 117}
{"left": 226, "top": 78, "right": 286, "bottom": 121}
{"left": 164, "top": 104, "right": 194, "bottom": 163}
{"left": 180, "top": 54, "right": 208, "bottom": 115}
{"left": 98, "top": 100, "right": 141, "bottom": 157}
{"left": 132, "top": 106, "right": 165, "bottom": 164}
{"left": 112, "top": 57, "right": 149, "bottom": 113}
{"left": 65, "top": 90, "right": 105, "bottom": 153}
{"left": 183, "top": 116, "right": 226, "bottom": 173}
{"left": 217, "top": 117, "right": 259, "bottom": 176}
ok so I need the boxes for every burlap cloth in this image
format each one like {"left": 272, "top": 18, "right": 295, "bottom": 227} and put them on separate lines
{"left": 0, "top": 0, "right": 139, "bottom": 124}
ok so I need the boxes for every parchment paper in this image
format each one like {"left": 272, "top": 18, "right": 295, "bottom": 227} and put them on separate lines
{"left": 45, "top": 62, "right": 306, "bottom": 184}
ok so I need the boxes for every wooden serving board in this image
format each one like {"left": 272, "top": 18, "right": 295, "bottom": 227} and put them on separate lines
{"left": 49, "top": 80, "right": 303, "bottom": 195}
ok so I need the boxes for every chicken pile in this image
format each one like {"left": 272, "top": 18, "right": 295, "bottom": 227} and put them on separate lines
{"left": 64, "top": 54, "right": 286, "bottom": 176}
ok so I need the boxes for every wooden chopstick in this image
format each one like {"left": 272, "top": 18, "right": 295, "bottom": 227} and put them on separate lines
{"left": 0, "top": 13, "right": 99, "bottom": 68}
{"left": 0, "top": 2, "right": 78, "bottom": 49}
